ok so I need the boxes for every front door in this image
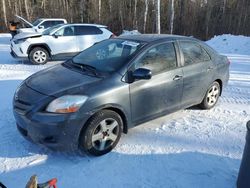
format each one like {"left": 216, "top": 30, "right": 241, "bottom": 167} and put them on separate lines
{"left": 47, "top": 26, "right": 78, "bottom": 57}
{"left": 129, "top": 42, "right": 183, "bottom": 124}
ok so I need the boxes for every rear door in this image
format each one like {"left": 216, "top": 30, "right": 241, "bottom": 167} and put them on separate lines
{"left": 75, "top": 26, "right": 105, "bottom": 52}
{"left": 46, "top": 25, "right": 78, "bottom": 57}
{"left": 178, "top": 40, "right": 214, "bottom": 107}
{"left": 129, "top": 42, "right": 183, "bottom": 124}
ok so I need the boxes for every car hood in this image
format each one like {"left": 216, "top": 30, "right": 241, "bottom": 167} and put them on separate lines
{"left": 25, "top": 64, "right": 102, "bottom": 96}
{"left": 15, "top": 15, "right": 33, "bottom": 27}
{"left": 17, "top": 28, "right": 37, "bottom": 33}
{"left": 14, "top": 32, "right": 42, "bottom": 40}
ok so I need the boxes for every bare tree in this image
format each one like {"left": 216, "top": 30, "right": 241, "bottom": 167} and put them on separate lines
{"left": 133, "top": 0, "right": 138, "bottom": 29}
{"left": 98, "top": 0, "right": 101, "bottom": 22}
{"left": 24, "top": 0, "right": 30, "bottom": 20}
{"left": 79, "top": 0, "right": 85, "bottom": 22}
{"left": 143, "top": 0, "right": 149, "bottom": 33}
{"left": 1, "top": 0, "right": 8, "bottom": 29}
{"left": 0, "top": 0, "right": 249, "bottom": 39}
{"left": 155, "top": 0, "right": 161, "bottom": 34}
{"left": 170, "top": 0, "right": 175, "bottom": 34}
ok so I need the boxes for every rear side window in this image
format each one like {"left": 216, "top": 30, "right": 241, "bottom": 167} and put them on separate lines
{"left": 53, "top": 21, "right": 65, "bottom": 26}
{"left": 40, "top": 21, "right": 53, "bottom": 29}
{"left": 75, "top": 26, "right": 103, "bottom": 35}
{"left": 179, "top": 41, "right": 211, "bottom": 65}
{"left": 135, "top": 42, "right": 177, "bottom": 75}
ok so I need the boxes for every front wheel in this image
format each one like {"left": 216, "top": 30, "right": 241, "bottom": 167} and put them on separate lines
{"left": 79, "top": 110, "right": 123, "bottom": 156}
{"left": 29, "top": 47, "right": 49, "bottom": 65}
{"left": 200, "top": 81, "right": 221, "bottom": 109}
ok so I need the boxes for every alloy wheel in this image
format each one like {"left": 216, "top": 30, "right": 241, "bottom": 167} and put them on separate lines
{"left": 33, "top": 50, "right": 47, "bottom": 64}
{"left": 206, "top": 84, "right": 219, "bottom": 106}
{"left": 91, "top": 118, "right": 119, "bottom": 151}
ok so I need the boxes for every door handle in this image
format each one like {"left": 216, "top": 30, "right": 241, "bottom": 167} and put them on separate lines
{"left": 173, "top": 75, "right": 183, "bottom": 81}
{"left": 207, "top": 67, "right": 214, "bottom": 72}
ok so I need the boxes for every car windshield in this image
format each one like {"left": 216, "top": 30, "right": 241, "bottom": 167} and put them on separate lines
{"left": 42, "top": 24, "right": 64, "bottom": 35}
{"left": 32, "top": 19, "right": 43, "bottom": 26}
{"left": 72, "top": 39, "right": 144, "bottom": 73}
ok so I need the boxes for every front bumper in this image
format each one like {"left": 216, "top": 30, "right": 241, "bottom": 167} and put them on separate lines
{"left": 13, "top": 107, "right": 91, "bottom": 151}
{"left": 10, "top": 48, "right": 27, "bottom": 60}
{"left": 10, "top": 40, "right": 29, "bottom": 59}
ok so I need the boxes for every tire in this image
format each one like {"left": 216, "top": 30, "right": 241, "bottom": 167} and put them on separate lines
{"left": 79, "top": 110, "right": 123, "bottom": 156}
{"left": 29, "top": 47, "right": 49, "bottom": 65}
{"left": 199, "top": 81, "right": 221, "bottom": 109}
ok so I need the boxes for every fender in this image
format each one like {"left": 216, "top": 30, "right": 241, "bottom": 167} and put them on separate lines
{"left": 83, "top": 103, "right": 130, "bottom": 134}
{"left": 27, "top": 43, "right": 52, "bottom": 55}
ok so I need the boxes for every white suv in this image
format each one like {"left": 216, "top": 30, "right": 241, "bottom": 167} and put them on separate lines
{"left": 11, "top": 24, "right": 114, "bottom": 64}
{"left": 15, "top": 15, "right": 67, "bottom": 33}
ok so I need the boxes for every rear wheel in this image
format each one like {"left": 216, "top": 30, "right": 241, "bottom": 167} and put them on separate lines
{"left": 200, "top": 81, "right": 220, "bottom": 109}
{"left": 29, "top": 47, "right": 49, "bottom": 65}
{"left": 79, "top": 110, "right": 122, "bottom": 156}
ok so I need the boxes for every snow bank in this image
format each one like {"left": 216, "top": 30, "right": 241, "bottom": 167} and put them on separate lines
{"left": 206, "top": 34, "right": 250, "bottom": 55}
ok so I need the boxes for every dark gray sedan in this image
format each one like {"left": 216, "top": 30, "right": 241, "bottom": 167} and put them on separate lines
{"left": 13, "top": 35, "right": 229, "bottom": 156}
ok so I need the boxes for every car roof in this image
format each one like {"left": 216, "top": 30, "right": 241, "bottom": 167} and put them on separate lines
{"left": 39, "top": 18, "right": 66, "bottom": 21}
{"left": 59, "top": 23, "right": 107, "bottom": 28}
{"left": 117, "top": 34, "right": 199, "bottom": 43}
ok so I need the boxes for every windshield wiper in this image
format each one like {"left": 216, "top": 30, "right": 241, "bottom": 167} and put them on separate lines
{"left": 81, "top": 64, "right": 99, "bottom": 76}
{"left": 69, "top": 60, "right": 99, "bottom": 76}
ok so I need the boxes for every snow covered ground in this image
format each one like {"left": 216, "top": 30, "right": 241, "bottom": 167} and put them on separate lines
{"left": 0, "top": 34, "right": 249, "bottom": 188}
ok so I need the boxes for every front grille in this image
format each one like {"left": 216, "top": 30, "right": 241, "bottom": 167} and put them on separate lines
{"left": 13, "top": 82, "right": 47, "bottom": 114}
{"left": 14, "top": 99, "right": 32, "bottom": 114}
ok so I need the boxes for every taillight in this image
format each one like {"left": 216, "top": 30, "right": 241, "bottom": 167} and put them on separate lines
{"left": 227, "top": 58, "right": 231, "bottom": 65}
{"left": 110, "top": 34, "right": 116, "bottom": 38}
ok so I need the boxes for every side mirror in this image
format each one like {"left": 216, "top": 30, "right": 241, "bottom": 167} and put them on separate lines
{"left": 52, "top": 33, "right": 60, "bottom": 38}
{"left": 132, "top": 68, "right": 152, "bottom": 80}
{"left": 38, "top": 25, "right": 44, "bottom": 29}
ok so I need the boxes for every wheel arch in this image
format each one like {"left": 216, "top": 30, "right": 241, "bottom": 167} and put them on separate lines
{"left": 214, "top": 79, "right": 223, "bottom": 96}
{"left": 103, "top": 107, "right": 128, "bottom": 134}
{"left": 27, "top": 44, "right": 51, "bottom": 57}
{"left": 80, "top": 105, "right": 128, "bottom": 138}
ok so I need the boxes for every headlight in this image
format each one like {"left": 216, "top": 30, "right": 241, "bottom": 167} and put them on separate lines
{"left": 14, "top": 38, "right": 26, "bottom": 44}
{"left": 46, "top": 95, "right": 88, "bottom": 113}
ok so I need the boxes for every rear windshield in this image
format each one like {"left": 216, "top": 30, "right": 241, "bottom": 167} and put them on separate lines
{"left": 72, "top": 39, "right": 144, "bottom": 73}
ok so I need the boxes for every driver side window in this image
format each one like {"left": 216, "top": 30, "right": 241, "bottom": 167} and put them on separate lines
{"left": 54, "top": 26, "right": 75, "bottom": 36}
{"left": 135, "top": 42, "right": 177, "bottom": 75}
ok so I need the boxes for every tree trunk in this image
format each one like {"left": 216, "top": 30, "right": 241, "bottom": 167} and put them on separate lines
{"left": 108, "top": 0, "right": 112, "bottom": 13}
{"left": 143, "top": 0, "right": 148, "bottom": 33}
{"left": 14, "top": 0, "right": 18, "bottom": 15}
{"left": 205, "top": 1, "right": 212, "bottom": 39}
{"left": 98, "top": 0, "right": 101, "bottom": 22}
{"left": 119, "top": 4, "right": 124, "bottom": 30}
{"left": 79, "top": 0, "right": 85, "bottom": 22}
{"left": 133, "top": 0, "right": 138, "bottom": 29}
{"left": 223, "top": 0, "right": 226, "bottom": 14}
{"left": 24, "top": 0, "right": 30, "bottom": 20}
{"left": 170, "top": 0, "right": 175, "bottom": 34}
{"left": 155, "top": 0, "right": 161, "bottom": 34}
{"left": 236, "top": 0, "right": 245, "bottom": 34}
{"left": 2, "top": 0, "right": 8, "bottom": 29}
